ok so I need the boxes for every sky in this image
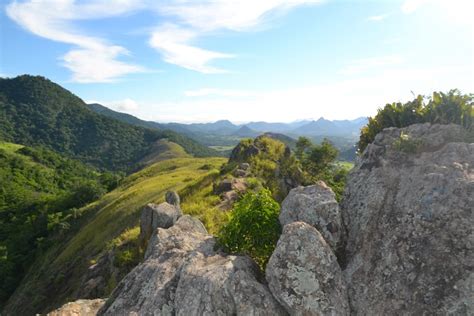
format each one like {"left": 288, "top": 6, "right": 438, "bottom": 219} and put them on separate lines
{"left": 0, "top": 0, "right": 473, "bottom": 123}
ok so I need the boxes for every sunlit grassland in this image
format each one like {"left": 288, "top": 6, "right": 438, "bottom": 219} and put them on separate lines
{"left": 7, "top": 157, "right": 227, "bottom": 312}
{"left": 57, "top": 157, "right": 226, "bottom": 263}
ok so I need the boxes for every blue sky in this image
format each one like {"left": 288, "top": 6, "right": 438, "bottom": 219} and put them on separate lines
{"left": 1, "top": 0, "right": 473, "bottom": 122}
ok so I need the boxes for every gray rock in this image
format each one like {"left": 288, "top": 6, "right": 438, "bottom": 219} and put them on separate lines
{"left": 100, "top": 215, "right": 285, "bottom": 316}
{"left": 266, "top": 222, "right": 349, "bottom": 316}
{"left": 239, "top": 162, "right": 251, "bottom": 170}
{"left": 214, "top": 179, "right": 233, "bottom": 194}
{"left": 175, "top": 253, "right": 286, "bottom": 316}
{"left": 165, "top": 191, "right": 180, "bottom": 207}
{"left": 47, "top": 299, "right": 105, "bottom": 316}
{"left": 139, "top": 202, "right": 183, "bottom": 245}
{"left": 214, "top": 178, "right": 248, "bottom": 194}
{"left": 342, "top": 123, "right": 474, "bottom": 315}
{"left": 279, "top": 181, "right": 343, "bottom": 251}
{"left": 233, "top": 168, "right": 248, "bottom": 177}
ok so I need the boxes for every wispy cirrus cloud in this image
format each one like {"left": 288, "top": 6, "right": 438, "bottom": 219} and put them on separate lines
{"left": 6, "top": 0, "right": 146, "bottom": 83}
{"left": 148, "top": 24, "right": 234, "bottom": 74}
{"left": 149, "top": 0, "right": 324, "bottom": 73}
{"left": 6, "top": 0, "right": 325, "bottom": 79}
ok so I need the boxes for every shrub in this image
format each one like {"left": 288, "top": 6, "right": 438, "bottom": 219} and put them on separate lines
{"left": 217, "top": 189, "right": 281, "bottom": 269}
{"left": 358, "top": 90, "right": 473, "bottom": 153}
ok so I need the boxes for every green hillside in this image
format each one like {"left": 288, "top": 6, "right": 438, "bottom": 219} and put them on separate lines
{"left": 0, "top": 75, "right": 218, "bottom": 171}
{"left": 4, "top": 157, "right": 226, "bottom": 315}
{"left": 0, "top": 141, "right": 118, "bottom": 307}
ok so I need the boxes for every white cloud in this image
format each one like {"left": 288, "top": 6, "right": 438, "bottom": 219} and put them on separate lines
{"left": 368, "top": 14, "right": 389, "bottom": 22}
{"left": 184, "top": 88, "right": 253, "bottom": 97}
{"left": 143, "top": 65, "right": 473, "bottom": 123}
{"left": 339, "top": 55, "right": 404, "bottom": 75}
{"left": 149, "top": 0, "right": 324, "bottom": 73}
{"left": 6, "top": 0, "right": 145, "bottom": 83}
{"left": 149, "top": 24, "right": 234, "bottom": 74}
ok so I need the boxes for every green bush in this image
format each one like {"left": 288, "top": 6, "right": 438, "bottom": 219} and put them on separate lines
{"left": 358, "top": 90, "right": 473, "bottom": 153}
{"left": 217, "top": 189, "right": 281, "bottom": 269}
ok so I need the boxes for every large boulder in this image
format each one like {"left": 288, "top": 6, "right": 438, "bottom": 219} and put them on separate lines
{"left": 279, "top": 182, "right": 343, "bottom": 251}
{"left": 266, "top": 222, "right": 349, "bottom": 316}
{"left": 175, "top": 253, "right": 286, "bottom": 316}
{"left": 47, "top": 299, "right": 105, "bottom": 316}
{"left": 139, "top": 202, "right": 182, "bottom": 245}
{"left": 100, "top": 215, "right": 285, "bottom": 315}
{"left": 342, "top": 123, "right": 474, "bottom": 315}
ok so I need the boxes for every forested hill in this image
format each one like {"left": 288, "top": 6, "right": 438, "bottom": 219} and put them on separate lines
{"left": 0, "top": 75, "right": 218, "bottom": 171}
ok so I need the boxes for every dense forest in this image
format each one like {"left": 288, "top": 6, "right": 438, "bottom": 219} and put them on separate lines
{"left": 0, "top": 142, "right": 121, "bottom": 305}
{"left": 0, "top": 75, "right": 217, "bottom": 172}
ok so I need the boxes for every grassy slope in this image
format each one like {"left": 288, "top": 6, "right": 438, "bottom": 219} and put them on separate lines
{"left": 139, "top": 139, "right": 190, "bottom": 166}
{"left": 4, "top": 157, "right": 227, "bottom": 315}
{"left": 0, "top": 141, "right": 24, "bottom": 153}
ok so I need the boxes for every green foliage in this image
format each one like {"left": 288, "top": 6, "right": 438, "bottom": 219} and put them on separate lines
{"left": 294, "top": 137, "right": 347, "bottom": 200}
{"left": 0, "top": 141, "right": 115, "bottom": 307}
{"left": 358, "top": 90, "right": 473, "bottom": 153}
{"left": 0, "top": 75, "right": 217, "bottom": 172}
{"left": 217, "top": 189, "right": 281, "bottom": 269}
{"left": 3, "top": 157, "right": 226, "bottom": 315}
{"left": 295, "top": 136, "right": 312, "bottom": 160}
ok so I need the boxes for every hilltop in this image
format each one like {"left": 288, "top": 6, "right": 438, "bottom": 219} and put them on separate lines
{"left": 0, "top": 75, "right": 217, "bottom": 172}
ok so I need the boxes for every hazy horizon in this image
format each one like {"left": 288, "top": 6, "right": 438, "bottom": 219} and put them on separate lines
{"left": 1, "top": 0, "right": 473, "bottom": 123}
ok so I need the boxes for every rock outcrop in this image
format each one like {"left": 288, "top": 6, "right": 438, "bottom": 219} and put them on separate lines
{"left": 99, "top": 215, "right": 286, "bottom": 315}
{"left": 139, "top": 202, "right": 183, "bottom": 245}
{"left": 165, "top": 190, "right": 180, "bottom": 207}
{"left": 47, "top": 299, "right": 105, "bottom": 316}
{"left": 266, "top": 222, "right": 349, "bottom": 316}
{"left": 342, "top": 123, "right": 473, "bottom": 315}
{"left": 55, "top": 123, "right": 473, "bottom": 316}
{"left": 279, "top": 181, "right": 343, "bottom": 251}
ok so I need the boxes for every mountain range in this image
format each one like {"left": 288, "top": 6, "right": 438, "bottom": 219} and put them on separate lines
{"left": 159, "top": 117, "right": 367, "bottom": 139}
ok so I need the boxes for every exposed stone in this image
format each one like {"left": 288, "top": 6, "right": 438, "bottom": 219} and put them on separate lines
{"left": 175, "top": 254, "right": 286, "bottom": 316}
{"left": 165, "top": 190, "right": 180, "bottom": 207}
{"left": 218, "top": 190, "right": 239, "bottom": 211}
{"left": 342, "top": 123, "right": 474, "bottom": 315}
{"left": 239, "top": 162, "right": 251, "bottom": 170}
{"left": 279, "top": 181, "right": 343, "bottom": 251}
{"left": 47, "top": 299, "right": 105, "bottom": 316}
{"left": 139, "top": 202, "right": 183, "bottom": 245}
{"left": 229, "top": 143, "right": 260, "bottom": 162}
{"left": 266, "top": 222, "right": 349, "bottom": 316}
{"left": 214, "top": 178, "right": 248, "bottom": 195}
{"left": 100, "top": 215, "right": 285, "bottom": 315}
{"left": 214, "top": 179, "right": 233, "bottom": 194}
{"left": 233, "top": 168, "right": 248, "bottom": 177}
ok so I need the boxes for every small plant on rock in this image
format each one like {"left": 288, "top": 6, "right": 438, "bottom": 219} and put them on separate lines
{"left": 217, "top": 189, "right": 281, "bottom": 270}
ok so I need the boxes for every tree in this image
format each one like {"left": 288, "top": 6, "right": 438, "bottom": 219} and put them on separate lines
{"left": 295, "top": 136, "right": 312, "bottom": 160}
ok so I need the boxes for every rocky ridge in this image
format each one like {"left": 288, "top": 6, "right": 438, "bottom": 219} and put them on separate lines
{"left": 50, "top": 123, "right": 473, "bottom": 315}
